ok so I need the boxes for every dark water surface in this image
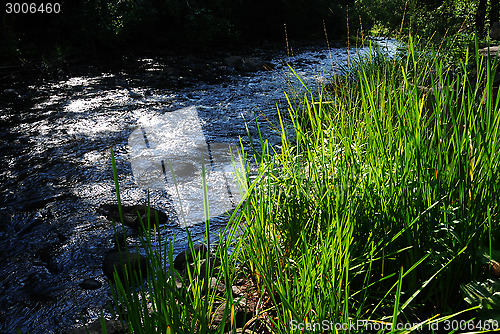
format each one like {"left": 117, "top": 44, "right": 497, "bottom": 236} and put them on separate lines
{"left": 0, "top": 40, "right": 394, "bottom": 333}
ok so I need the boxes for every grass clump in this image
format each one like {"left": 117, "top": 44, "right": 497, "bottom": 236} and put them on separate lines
{"left": 238, "top": 38, "right": 500, "bottom": 331}
{"left": 102, "top": 37, "right": 500, "bottom": 333}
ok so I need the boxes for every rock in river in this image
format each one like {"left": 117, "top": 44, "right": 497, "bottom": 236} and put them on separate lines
{"left": 79, "top": 278, "right": 102, "bottom": 290}
{"left": 224, "top": 56, "right": 274, "bottom": 72}
{"left": 102, "top": 250, "right": 147, "bottom": 283}
{"left": 98, "top": 204, "right": 168, "bottom": 229}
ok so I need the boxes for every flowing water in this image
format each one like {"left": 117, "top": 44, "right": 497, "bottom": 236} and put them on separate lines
{"left": 0, "top": 39, "right": 396, "bottom": 333}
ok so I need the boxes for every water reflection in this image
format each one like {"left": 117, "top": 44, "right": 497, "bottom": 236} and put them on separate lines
{"left": 129, "top": 106, "right": 246, "bottom": 227}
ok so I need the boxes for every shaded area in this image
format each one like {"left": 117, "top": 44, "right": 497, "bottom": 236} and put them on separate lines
{"left": 0, "top": 0, "right": 352, "bottom": 66}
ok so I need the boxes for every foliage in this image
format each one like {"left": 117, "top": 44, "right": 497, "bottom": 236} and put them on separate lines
{"left": 351, "top": 0, "right": 489, "bottom": 40}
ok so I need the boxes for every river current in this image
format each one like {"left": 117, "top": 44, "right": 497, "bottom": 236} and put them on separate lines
{"left": 0, "top": 39, "right": 395, "bottom": 333}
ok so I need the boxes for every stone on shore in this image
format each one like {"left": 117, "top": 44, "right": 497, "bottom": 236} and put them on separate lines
{"left": 478, "top": 45, "right": 500, "bottom": 58}
{"left": 491, "top": 22, "right": 500, "bottom": 40}
{"left": 173, "top": 243, "right": 209, "bottom": 271}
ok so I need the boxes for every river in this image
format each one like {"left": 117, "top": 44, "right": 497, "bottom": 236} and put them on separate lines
{"left": 0, "top": 39, "right": 395, "bottom": 333}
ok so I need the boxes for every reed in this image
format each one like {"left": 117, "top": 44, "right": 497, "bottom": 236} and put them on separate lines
{"left": 238, "top": 37, "right": 499, "bottom": 331}
{"left": 103, "top": 37, "right": 499, "bottom": 333}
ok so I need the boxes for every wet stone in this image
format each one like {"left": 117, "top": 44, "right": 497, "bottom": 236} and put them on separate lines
{"left": 173, "top": 243, "right": 209, "bottom": 271}
{"left": 79, "top": 278, "right": 102, "bottom": 290}
{"left": 102, "top": 250, "right": 147, "bottom": 283}
{"left": 98, "top": 204, "right": 168, "bottom": 229}
{"left": 128, "top": 90, "right": 142, "bottom": 99}
{"left": 3, "top": 88, "right": 20, "bottom": 97}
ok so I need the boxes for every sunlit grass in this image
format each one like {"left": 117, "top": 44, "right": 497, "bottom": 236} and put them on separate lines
{"left": 102, "top": 37, "right": 500, "bottom": 333}
{"left": 238, "top": 37, "right": 499, "bottom": 331}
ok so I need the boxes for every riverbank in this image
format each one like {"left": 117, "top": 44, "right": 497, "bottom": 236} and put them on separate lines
{"left": 1, "top": 40, "right": 364, "bottom": 333}
{"left": 94, "top": 39, "right": 500, "bottom": 333}
{"left": 0, "top": 38, "right": 349, "bottom": 89}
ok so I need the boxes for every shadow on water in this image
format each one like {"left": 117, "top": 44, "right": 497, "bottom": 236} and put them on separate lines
{"left": 0, "top": 40, "right": 397, "bottom": 333}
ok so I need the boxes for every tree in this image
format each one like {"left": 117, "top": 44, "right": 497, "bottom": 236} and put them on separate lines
{"left": 490, "top": 0, "right": 500, "bottom": 24}
{"left": 476, "top": 0, "right": 487, "bottom": 37}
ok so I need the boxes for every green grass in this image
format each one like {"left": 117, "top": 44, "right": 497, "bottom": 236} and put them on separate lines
{"left": 100, "top": 37, "right": 500, "bottom": 333}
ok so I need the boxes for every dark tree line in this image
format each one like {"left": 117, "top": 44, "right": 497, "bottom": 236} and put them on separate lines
{"left": 2, "top": 0, "right": 498, "bottom": 66}
{"left": 0, "top": 0, "right": 353, "bottom": 65}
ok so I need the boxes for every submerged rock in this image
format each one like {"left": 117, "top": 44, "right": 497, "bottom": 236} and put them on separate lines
{"left": 23, "top": 272, "right": 61, "bottom": 302}
{"left": 98, "top": 204, "right": 168, "bottom": 229}
{"left": 224, "top": 56, "right": 274, "bottom": 72}
{"left": 3, "top": 88, "right": 20, "bottom": 97}
{"left": 128, "top": 90, "right": 143, "bottom": 99}
{"left": 79, "top": 278, "right": 102, "bottom": 290}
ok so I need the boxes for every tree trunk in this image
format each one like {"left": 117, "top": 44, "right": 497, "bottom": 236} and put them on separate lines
{"left": 491, "top": 0, "right": 500, "bottom": 25}
{"left": 476, "top": 0, "right": 487, "bottom": 38}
